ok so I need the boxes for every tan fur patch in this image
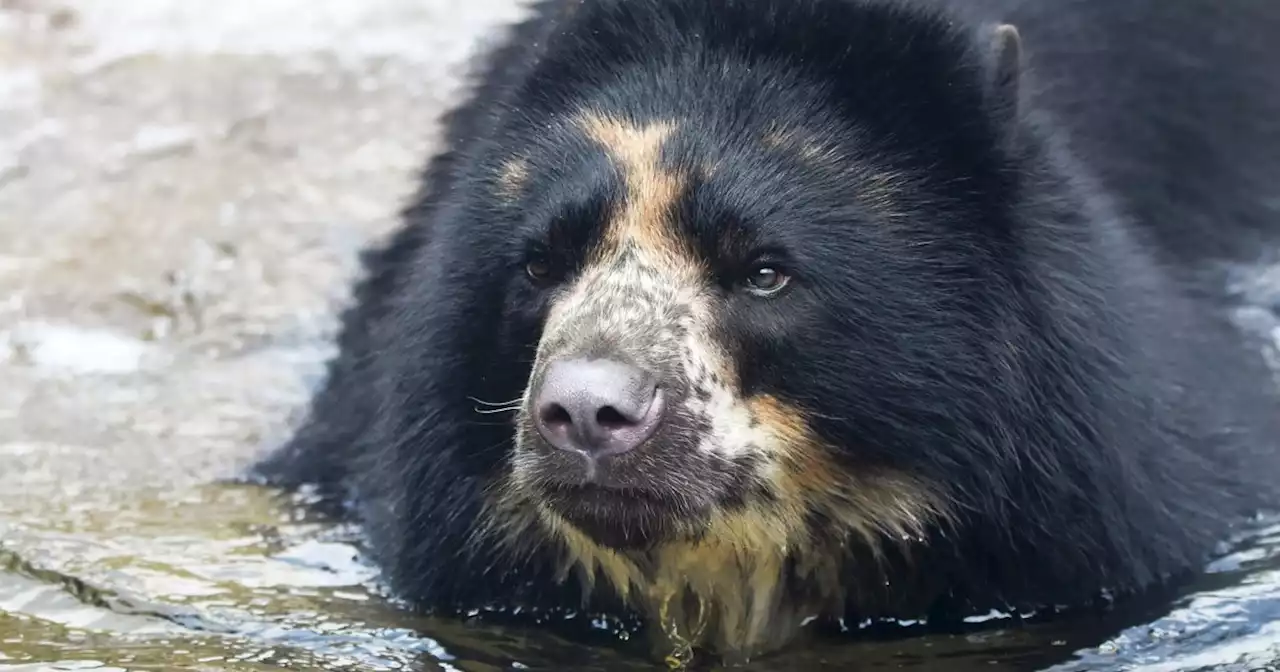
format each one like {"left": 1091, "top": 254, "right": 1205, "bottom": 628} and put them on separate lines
{"left": 763, "top": 123, "right": 911, "bottom": 221}
{"left": 763, "top": 123, "right": 840, "bottom": 165}
{"left": 575, "top": 112, "right": 693, "bottom": 267}
{"left": 496, "top": 155, "right": 529, "bottom": 201}
{"left": 485, "top": 394, "right": 952, "bottom": 662}
{"left": 749, "top": 395, "right": 944, "bottom": 553}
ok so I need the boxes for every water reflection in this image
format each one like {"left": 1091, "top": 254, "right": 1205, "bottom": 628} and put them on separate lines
{"left": 1, "top": 476, "right": 1277, "bottom": 670}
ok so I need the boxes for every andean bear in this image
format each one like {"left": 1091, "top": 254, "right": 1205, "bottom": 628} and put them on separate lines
{"left": 251, "top": 0, "right": 1280, "bottom": 664}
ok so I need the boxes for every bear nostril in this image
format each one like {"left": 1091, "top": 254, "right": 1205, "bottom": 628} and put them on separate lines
{"left": 595, "top": 405, "right": 632, "bottom": 430}
{"left": 540, "top": 403, "right": 573, "bottom": 429}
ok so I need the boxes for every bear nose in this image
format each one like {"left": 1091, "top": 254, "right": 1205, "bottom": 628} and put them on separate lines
{"left": 533, "top": 358, "right": 665, "bottom": 458}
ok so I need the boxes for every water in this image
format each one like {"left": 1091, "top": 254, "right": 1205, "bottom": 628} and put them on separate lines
{"left": 1, "top": 1, "right": 1279, "bottom": 669}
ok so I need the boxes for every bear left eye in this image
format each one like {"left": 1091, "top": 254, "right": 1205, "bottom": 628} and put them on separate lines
{"left": 743, "top": 265, "right": 791, "bottom": 296}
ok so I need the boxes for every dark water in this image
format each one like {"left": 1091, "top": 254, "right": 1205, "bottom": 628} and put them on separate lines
{"left": 3, "top": 0, "right": 1280, "bottom": 670}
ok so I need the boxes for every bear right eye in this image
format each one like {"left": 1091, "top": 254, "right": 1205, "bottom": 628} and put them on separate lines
{"left": 525, "top": 257, "right": 557, "bottom": 286}
{"left": 524, "top": 250, "right": 565, "bottom": 285}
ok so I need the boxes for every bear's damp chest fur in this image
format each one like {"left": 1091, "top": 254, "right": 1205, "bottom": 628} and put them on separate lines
{"left": 553, "top": 521, "right": 849, "bottom": 661}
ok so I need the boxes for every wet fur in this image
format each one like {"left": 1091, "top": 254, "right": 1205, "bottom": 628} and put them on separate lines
{"left": 251, "top": 0, "right": 1280, "bottom": 663}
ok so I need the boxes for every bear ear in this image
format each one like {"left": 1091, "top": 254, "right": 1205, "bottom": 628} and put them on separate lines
{"left": 986, "top": 23, "right": 1024, "bottom": 150}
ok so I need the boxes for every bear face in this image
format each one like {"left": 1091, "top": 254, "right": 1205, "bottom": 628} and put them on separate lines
{"left": 496, "top": 108, "right": 962, "bottom": 550}
{"left": 472, "top": 1, "right": 1028, "bottom": 565}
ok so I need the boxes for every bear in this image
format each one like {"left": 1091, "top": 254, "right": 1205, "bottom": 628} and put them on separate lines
{"left": 250, "top": 0, "right": 1280, "bottom": 665}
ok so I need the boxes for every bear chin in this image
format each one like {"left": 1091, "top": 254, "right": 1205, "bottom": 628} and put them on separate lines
{"left": 538, "top": 483, "right": 699, "bottom": 551}
{"left": 518, "top": 442, "right": 731, "bottom": 551}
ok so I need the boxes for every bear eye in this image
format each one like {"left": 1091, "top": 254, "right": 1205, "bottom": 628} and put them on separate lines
{"left": 525, "top": 258, "right": 554, "bottom": 285}
{"left": 743, "top": 265, "right": 791, "bottom": 296}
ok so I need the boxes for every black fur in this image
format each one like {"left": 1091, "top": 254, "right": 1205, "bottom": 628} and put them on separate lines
{"left": 252, "top": 0, "right": 1280, "bottom": 654}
